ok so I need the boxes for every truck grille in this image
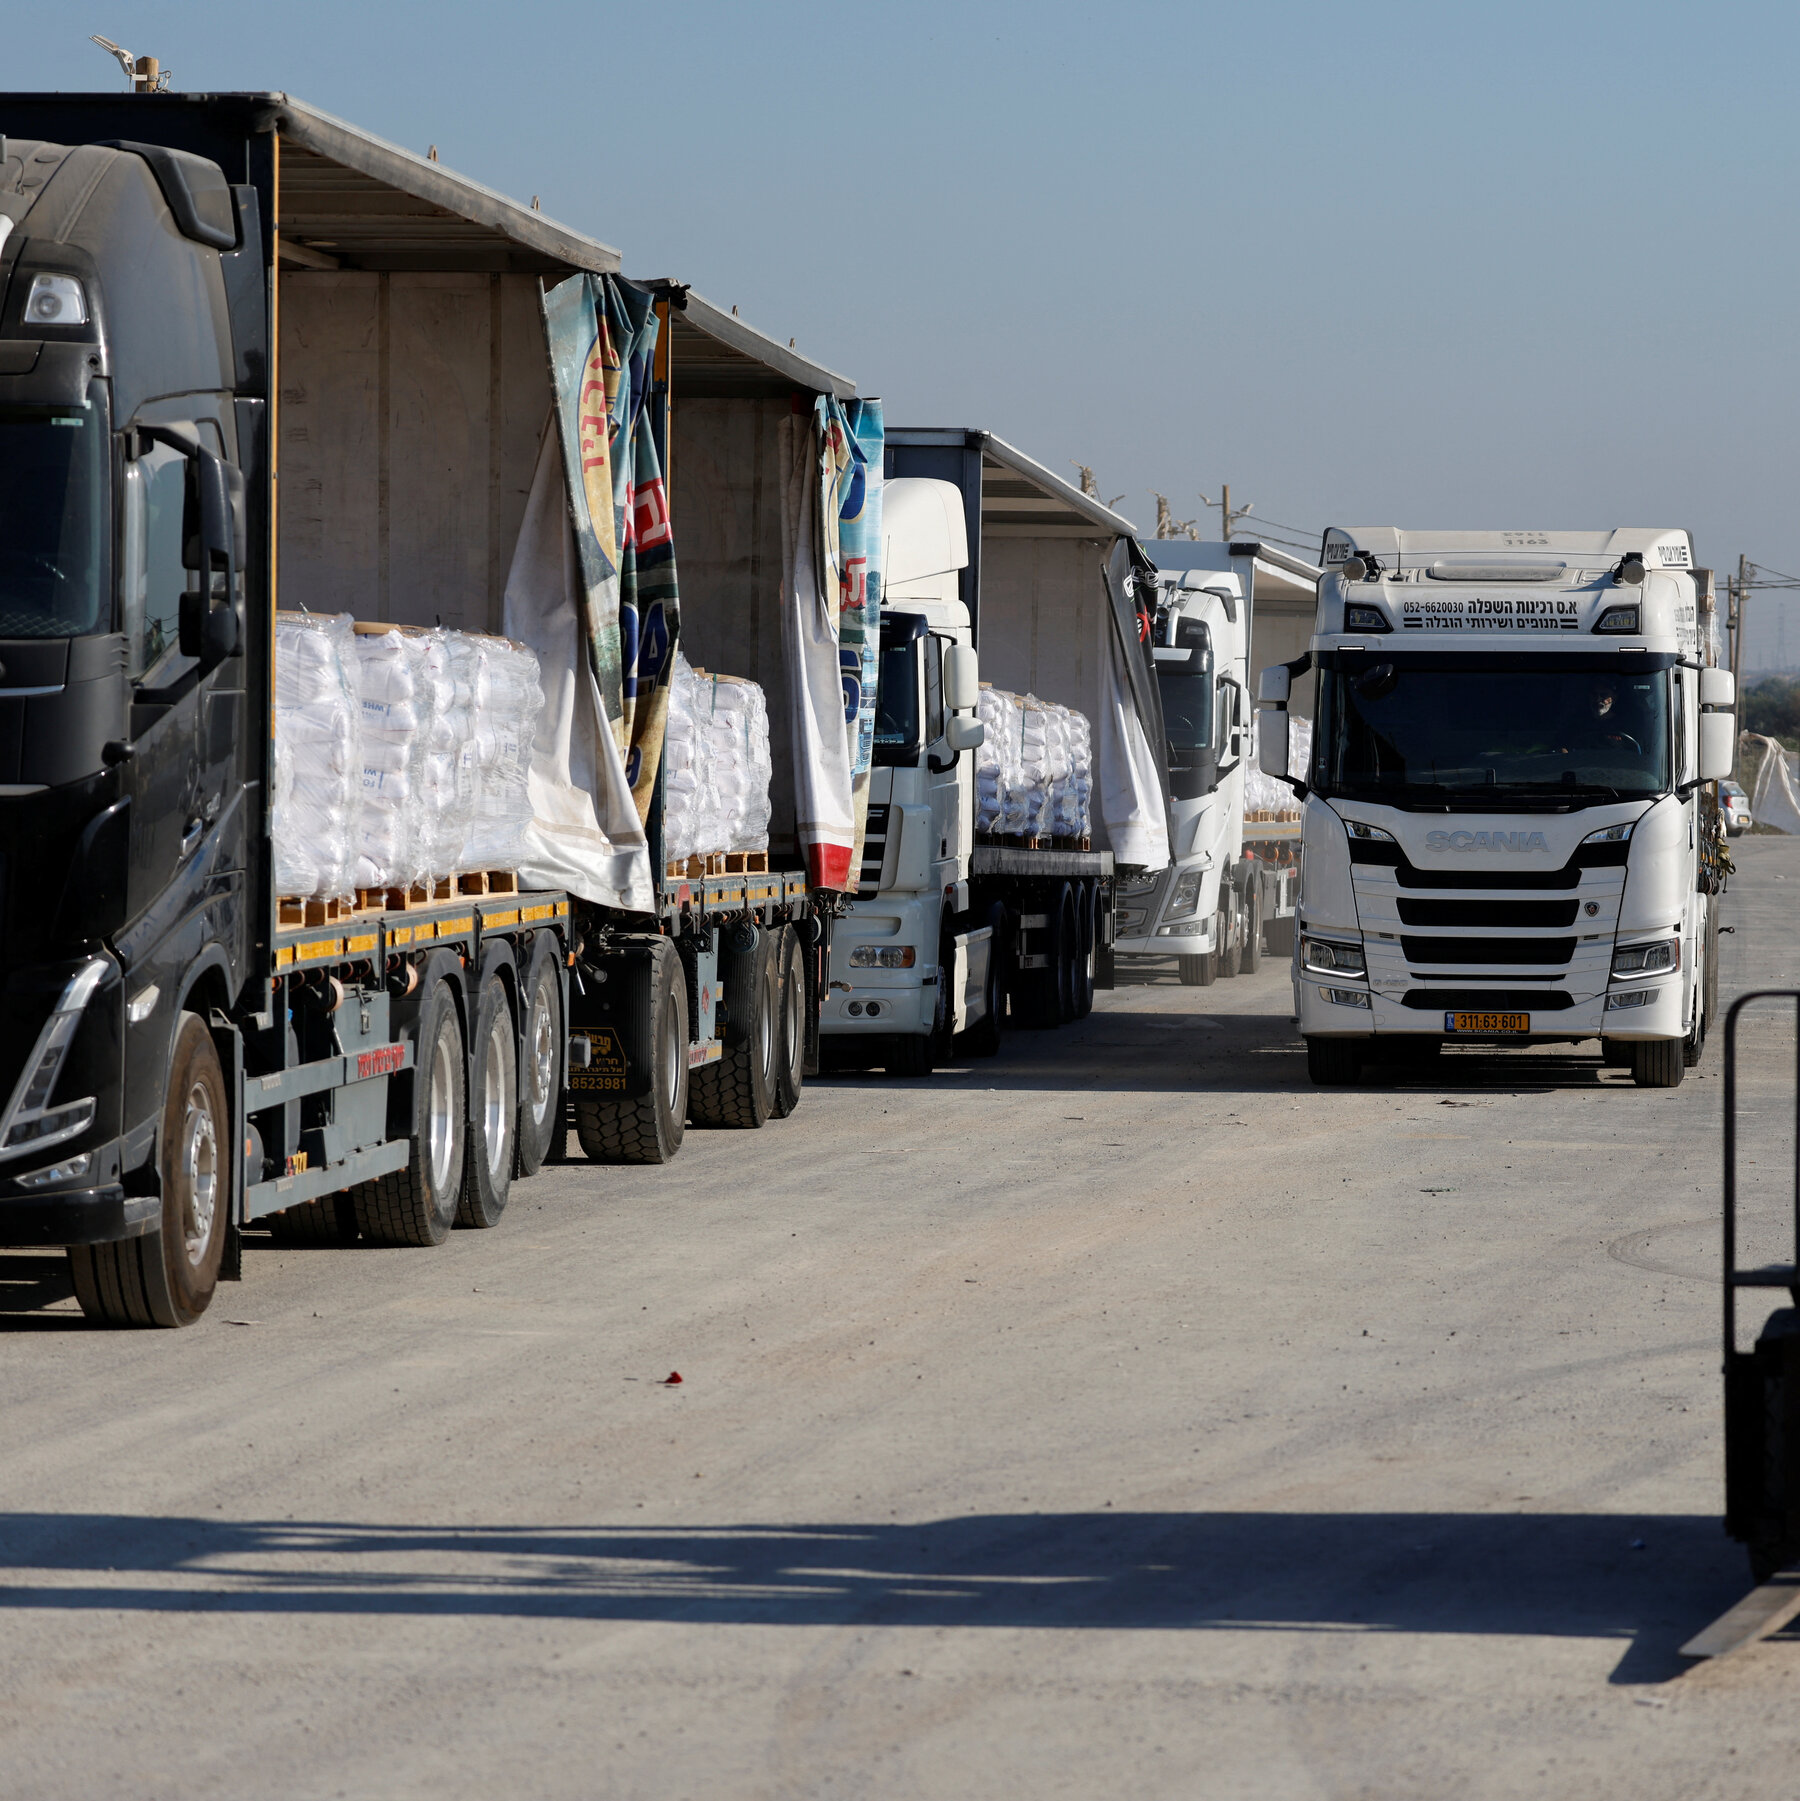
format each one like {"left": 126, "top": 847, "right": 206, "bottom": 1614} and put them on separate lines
{"left": 860, "top": 805, "right": 890, "bottom": 891}
{"left": 1401, "top": 936, "right": 1576, "bottom": 966}
{"left": 1349, "top": 828, "right": 1626, "bottom": 1001}
{"left": 1396, "top": 897, "right": 1579, "bottom": 928}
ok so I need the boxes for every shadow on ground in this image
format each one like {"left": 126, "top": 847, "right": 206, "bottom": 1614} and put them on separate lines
{"left": 821, "top": 1007, "right": 1636, "bottom": 1097}
{"left": 0, "top": 1508, "right": 1744, "bottom": 1684}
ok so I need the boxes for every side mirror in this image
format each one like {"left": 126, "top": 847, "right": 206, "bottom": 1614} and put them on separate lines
{"left": 946, "top": 714, "right": 985, "bottom": 753}
{"left": 1258, "top": 707, "right": 1291, "bottom": 780}
{"left": 1700, "top": 667, "right": 1736, "bottom": 709}
{"left": 943, "top": 644, "right": 980, "bottom": 713}
{"left": 1258, "top": 665, "right": 1290, "bottom": 705}
{"left": 1699, "top": 713, "right": 1735, "bottom": 782}
{"left": 179, "top": 447, "right": 239, "bottom": 666}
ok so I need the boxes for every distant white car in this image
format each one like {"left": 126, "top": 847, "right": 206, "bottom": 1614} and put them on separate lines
{"left": 1721, "top": 780, "right": 1753, "bottom": 836}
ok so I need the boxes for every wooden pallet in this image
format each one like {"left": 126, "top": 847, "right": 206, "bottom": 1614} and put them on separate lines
{"left": 456, "top": 870, "right": 519, "bottom": 897}
{"left": 724, "top": 850, "right": 768, "bottom": 874}
{"left": 665, "top": 853, "right": 730, "bottom": 880}
{"left": 279, "top": 895, "right": 354, "bottom": 928}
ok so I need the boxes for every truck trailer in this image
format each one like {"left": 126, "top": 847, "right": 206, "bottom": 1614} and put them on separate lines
{"left": 0, "top": 91, "right": 854, "bottom": 1324}
{"left": 820, "top": 430, "right": 1173, "bottom": 1072}
{"left": 1258, "top": 528, "right": 1735, "bottom": 1088}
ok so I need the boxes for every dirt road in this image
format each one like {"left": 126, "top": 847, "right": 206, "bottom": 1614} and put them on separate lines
{"left": 2, "top": 841, "right": 1796, "bottom": 1800}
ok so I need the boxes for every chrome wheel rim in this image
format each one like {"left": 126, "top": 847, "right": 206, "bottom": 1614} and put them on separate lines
{"left": 758, "top": 971, "right": 775, "bottom": 1079}
{"left": 483, "top": 1006, "right": 515, "bottom": 1183}
{"left": 784, "top": 967, "right": 803, "bottom": 1068}
{"left": 426, "top": 1020, "right": 459, "bottom": 1197}
{"left": 527, "top": 973, "right": 556, "bottom": 1124}
{"left": 180, "top": 1081, "right": 218, "bottom": 1268}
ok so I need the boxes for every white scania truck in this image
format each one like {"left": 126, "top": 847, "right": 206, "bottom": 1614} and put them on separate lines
{"left": 1113, "top": 540, "right": 1315, "bottom": 984}
{"left": 1257, "top": 529, "right": 1735, "bottom": 1089}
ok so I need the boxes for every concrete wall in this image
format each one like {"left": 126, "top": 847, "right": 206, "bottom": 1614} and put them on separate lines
{"left": 276, "top": 271, "right": 550, "bottom": 632}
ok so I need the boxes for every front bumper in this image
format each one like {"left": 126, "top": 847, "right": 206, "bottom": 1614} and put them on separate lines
{"left": 0, "top": 1184, "right": 155, "bottom": 1246}
{"left": 1115, "top": 911, "right": 1214, "bottom": 958}
{"left": 1294, "top": 973, "right": 1686, "bottom": 1041}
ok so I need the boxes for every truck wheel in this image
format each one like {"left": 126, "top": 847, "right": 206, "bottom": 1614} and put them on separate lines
{"left": 1682, "top": 990, "right": 1706, "bottom": 1070}
{"left": 574, "top": 937, "right": 688, "bottom": 1164}
{"left": 1306, "top": 1036, "right": 1362, "bottom": 1085}
{"left": 1218, "top": 898, "right": 1242, "bottom": 979}
{"left": 771, "top": 926, "right": 807, "bottom": 1118}
{"left": 1071, "top": 881, "right": 1096, "bottom": 1019}
{"left": 1265, "top": 916, "right": 1296, "bottom": 959}
{"left": 515, "top": 943, "right": 563, "bottom": 1176}
{"left": 690, "top": 926, "right": 778, "bottom": 1128}
{"left": 1178, "top": 953, "right": 1216, "bottom": 987}
{"left": 352, "top": 978, "right": 466, "bottom": 1247}
{"left": 265, "top": 1194, "right": 358, "bottom": 1246}
{"left": 456, "top": 973, "right": 517, "bottom": 1229}
{"left": 961, "top": 902, "right": 1007, "bottom": 1057}
{"left": 1241, "top": 881, "right": 1263, "bottom": 974}
{"left": 1054, "top": 882, "right": 1082, "bottom": 1023}
{"left": 68, "top": 1011, "right": 228, "bottom": 1327}
{"left": 1630, "top": 1038, "right": 1685, "bottom": 1089}
{"left": 1012, "top": 885, "right": 1069, "bottom": 1028}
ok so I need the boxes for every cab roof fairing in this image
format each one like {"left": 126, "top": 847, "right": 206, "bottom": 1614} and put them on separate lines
{"left": 1320, "top": 526, "right": 1695, "bottom": 572}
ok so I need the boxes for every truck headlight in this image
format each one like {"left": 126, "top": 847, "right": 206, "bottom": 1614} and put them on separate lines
{"left": 1344, "top": 821, "right": 1396, "bottom": 843}
{"left": 848, "top": 945, "right": 916, "bottom": 969}
{"left": 1164, "top": 869, "right": 1204, "bottom": 920}
{"left": 0, "top": 958, "right": 108, "bottom": 1162}
{"left": 1582, "top": 821, "right": 1634, "bottom": 845}
{"left": 24, "top": 273, "right": 89, "bottom": 326}
{"left": 1612, "top": 938, "right": 1677, "bottom": 977}
{"left": 1303, "top": 936, "right": 1365, "bottom": 976}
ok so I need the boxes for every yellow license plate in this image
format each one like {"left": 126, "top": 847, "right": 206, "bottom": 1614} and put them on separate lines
{"left": 1445, "top": 1011, "right": 1529, "bottom": 1034}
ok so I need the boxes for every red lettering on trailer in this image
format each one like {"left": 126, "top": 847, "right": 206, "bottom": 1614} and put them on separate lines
{"left": 356, "top": 1046, "right": 406, "bottom": 1080}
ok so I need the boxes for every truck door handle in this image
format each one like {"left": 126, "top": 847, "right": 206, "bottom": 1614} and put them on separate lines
{"left": 180, "top": 818, "right": 205, "bottom": 859}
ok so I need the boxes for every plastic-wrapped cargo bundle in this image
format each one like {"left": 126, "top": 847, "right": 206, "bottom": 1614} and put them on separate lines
{"left": 272, "top": 612, "right": 361, "bottom": 899}
{"left": 352, "top": 628, "right": 430, "bottom": 892}
{"left": 1055, "top": 705, "right": 1093, "bottom": 839}
{"left": 707, "top": 673, "right": 773, "bottom": 853}
{"left": 663, "top": 652, "right": 775, "bottom": 862}
{"left": 974, "top": 686, "right": 1020, "bottom": 833}
{"left": 416, "top": 631, "right": 481, "bottom": 883}
{"left": 662, "top": 652, "right": 716, "bottom": 865}
{"left": 1007, "top": 693, "right": 1057, "bottom": 838}
{"left": 462, "top": 638, "right": 543, "bottom": 872}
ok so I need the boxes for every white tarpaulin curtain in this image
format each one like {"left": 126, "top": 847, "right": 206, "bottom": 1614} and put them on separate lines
{"left": 778, "top": 409, "right": 856, "bottom": 889}
{"left": 1095, "top": 659, "right": 1170, "bottom": 870}
{"left": 503, "top": 424, "right": 654, "bottom": 911}
{"left": 1748, "top": 733, "right": 1800, "bottom": 834}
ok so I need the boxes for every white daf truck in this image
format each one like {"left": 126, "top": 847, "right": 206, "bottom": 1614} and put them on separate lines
{"left": 1257, "top": 529, "right": 1735, "bottom": 1088}
{"left": 821, "top": 431, "right": 1172, "bottom": 1073}
{"left": 1113, "top": 541, "right": 1313, "bottom": 984}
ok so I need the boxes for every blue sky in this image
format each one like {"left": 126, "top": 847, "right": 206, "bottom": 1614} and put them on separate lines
{"left": 15, "top": 1, "right": 1800, "bottom": 666}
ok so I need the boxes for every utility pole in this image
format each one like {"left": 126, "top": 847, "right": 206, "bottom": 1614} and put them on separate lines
{"left": 1731, "top": 553, "right": 1748, "bottom": 781}
{"left": 1199, "top": 485, "right": 1251, "bottom": 541}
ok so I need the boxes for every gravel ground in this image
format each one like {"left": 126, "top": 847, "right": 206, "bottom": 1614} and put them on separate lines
{"left": 1, "top": 838, "right": 1797, "bottom": 1800}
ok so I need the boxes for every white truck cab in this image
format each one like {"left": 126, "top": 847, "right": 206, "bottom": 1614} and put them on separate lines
{"left": 1260, "top": 527, "right": 1736, "bottom": 1088}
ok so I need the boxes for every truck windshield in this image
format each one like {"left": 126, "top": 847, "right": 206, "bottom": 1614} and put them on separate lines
{"left": 0, "top": 405, "right": 109, "bottom": 638}
{"left": 1159, "top": 668, "right": 1215, "bottom": 753}
{"left": 873, "top": 639, "right": 920, "bottom": 766}
{"left": 1316, "top": 658, "right": 1671, "bottom": 801}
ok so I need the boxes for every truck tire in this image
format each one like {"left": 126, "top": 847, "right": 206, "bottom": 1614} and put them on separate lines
{"left": 690, "top": 925, "right": 778, "bottom": 1128}
{"left": 1631, "top": 1037, "right": 1685, "bottom": 1089}
{"left": 886, "top": 1029, "right": 935, "bottom": 1077}
{"left": 515, "top": 942, "right": 563, "bottom": 1176}
{"left": 1241, "top": 879, "right": 1263, "bottom": 974}
{"left": 265, "top": 1194, "right": 358, "bottom": 1246}
{"left": 961, "top": 902, "right": 1006, "bottom": 1057}
{"left": 1306, "top": 1036, "right": 1363, "bottom": 1085}
{"left": 1012, "top": 885, "right": 1069, "bottom": 1029}
{"left": 68, "top": 1011, "right": 228, "bottom": 1327}
{"left": 1054, "top": 882, "right": 1082, "bottom": 1023}
{"left": 1179, "top": 953, "right": 1216, "bottom": 987}
{"left": 1071, "top": 881, "right": 1096, "bottom": 1019}
{"left": 1218, "top": 896, "right": 1243, "bottom": 979}
{"left": 574, "top": 937, "right": 688, "bottom": 1164}
{"left": 352, "top": 978, "right": 466, "bottom": 1247}
{"left": 771, "top": 926, "right": 807, "bottom": 1117}
{"left": 456, "top": 973, "right": 517, "bottom": 1229}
